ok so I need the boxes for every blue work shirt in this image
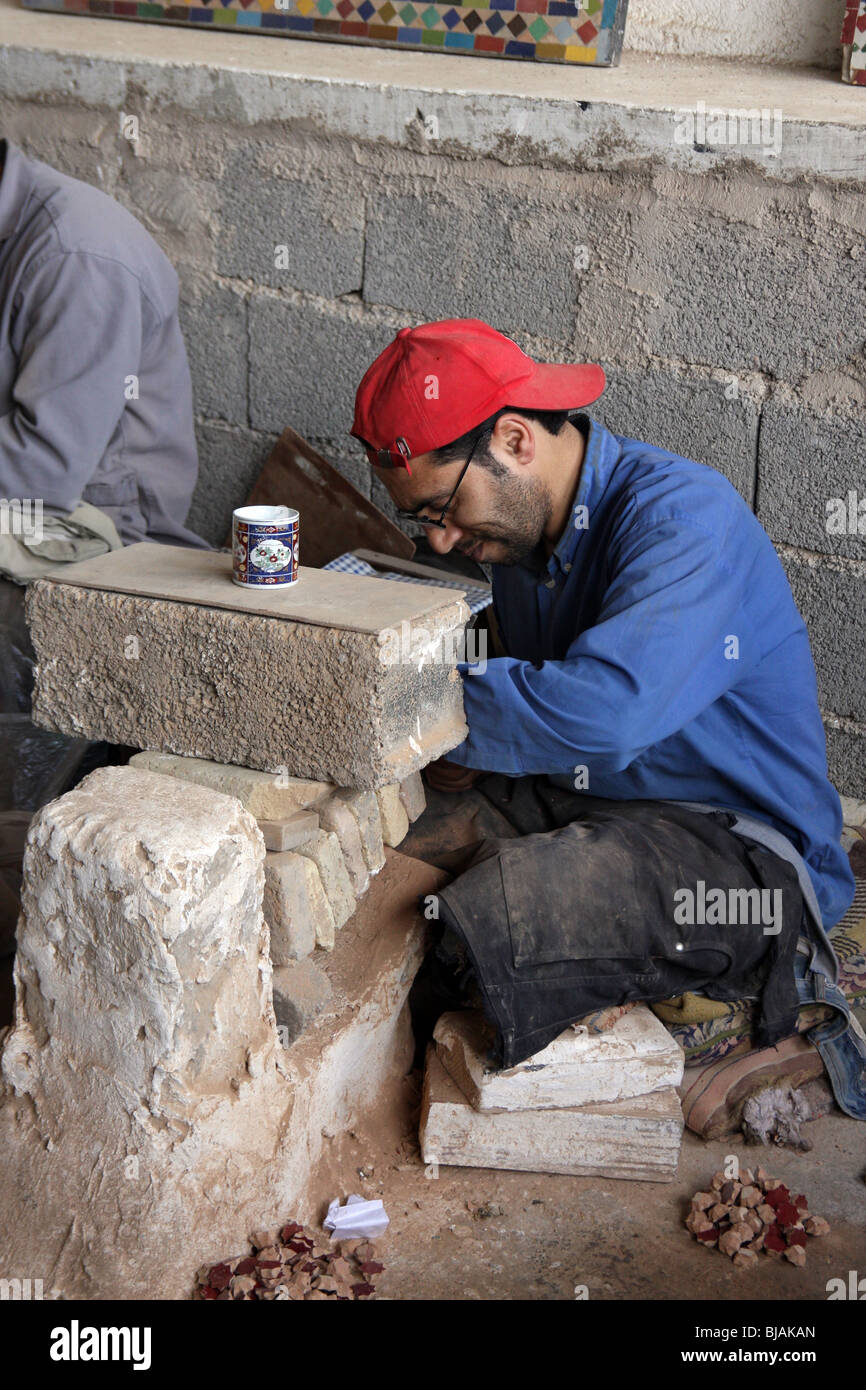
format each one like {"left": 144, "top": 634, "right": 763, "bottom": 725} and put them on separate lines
{"left": 447, "top": 415, "right": 855, "bottom": 930}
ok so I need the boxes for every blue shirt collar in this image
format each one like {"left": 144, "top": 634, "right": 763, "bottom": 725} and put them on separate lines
{"left": 548, "top": 414, "right": 619, "bottom": 572}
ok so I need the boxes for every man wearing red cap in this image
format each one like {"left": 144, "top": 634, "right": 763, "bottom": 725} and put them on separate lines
{"left": 352, "top": 320, "right": 864, "bottom": 1117}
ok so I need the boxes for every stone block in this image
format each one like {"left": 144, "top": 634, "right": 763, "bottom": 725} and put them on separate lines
{"left": 217, "top": 147, "right": 364, "bottom": 298}
{"left": 294, "top": 830, "right": 356, "bottom": 932}
{"left": 364, "top": 187, "right": 577, "bottom": 341}
{"left": 337, "top": 789, "right": 386, "bottom": 874}
{"left": 263, "top": 849, "right": 334, "bottom": 959}
{"left": 780, "top": 553, "right": 866, "bottom": 722}
{"left": 399, "top": 770, "right": 426, "bottom": 823}
{"left": 628, "top": 195, "right": 863, "bottom": 381}
{"left": 0, "top": 771, "right": 440, "bottom": 1299}
{"left": 420, "top": 1048, "right": 683, "bottom": 1181}
{"left": 434, "top": 1005, "right": 684, "bottom": 1113}
{"left": 826, "top": 723, "right": 866, "bottom": 801}
{"left": 249, "top": 297, "right": 394, "bottom": 439}
{"left": 757, "top": 399, "right": 866, "bottom": 561}
{"left": 258, "top": 811, "right": 320, "bottom": 853}
{"left": 376, "top": 783, "right": 410, "bottom": 848}
{"left": 129, "top": 751, "right": 333, "bottom": 818}
{"left": 272, "top": 958, "right": 333, "bottom": 1047}
{"left": 594, "top": 363, "right": 759, "bottom": 506}
{"left": 318, "top": 796, "right": 369, "bottom": 895}
{"left": 28, "top": 544, "right": 469, "bottom": 789}
{"left": 177, "top": 278, "right": 248, "bottom": 424}
{"left": 187, "top": 422, "right": 278, "bottom": 549}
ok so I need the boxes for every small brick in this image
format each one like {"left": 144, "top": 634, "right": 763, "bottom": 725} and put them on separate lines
{"left": 337, "top": 790, "right": 386, "bottom": 874}
{"left": 294, "top": 830, "right": 356, "bottom": 931}
{"left": 376, "top": 783, "right": 409, "bottom": 847}
{"left": 733, "top": 1248, "right": 758, "bottom": 1270}
{"left": 258, "top": 811, "right": 320, "bottom": 853}
{"left": 399, "top": 770, "right": 426, "bottom": 822}
{"left": 319, "top": 797, "right": 370, "bottom": 895}
{"left": 264, "top": 850, "right": 334, "bottom": 959}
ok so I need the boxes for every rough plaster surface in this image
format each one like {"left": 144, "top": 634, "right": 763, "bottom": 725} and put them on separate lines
{"left": 626, "top": 0, "right": 847, "bottom": 69}
{"left": 2, "top": 19, "right": 863, "bottom": 791}
{"left": 27, "top": 581, "right": 468, "bottom": 789}
{"left": 0, "top": 766, "right": 438, "bottom": 1299}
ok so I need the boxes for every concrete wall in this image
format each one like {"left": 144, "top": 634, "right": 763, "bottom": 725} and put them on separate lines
{"left": 626, "top": 0, "right": 847, "bottom": 69}
{"left": 0, "top": 29, "right": 863, "bottom": 794}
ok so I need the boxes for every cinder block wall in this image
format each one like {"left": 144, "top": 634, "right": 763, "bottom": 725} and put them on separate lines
{"left": 1, "top": 65, "right": 863, "bottom": 795}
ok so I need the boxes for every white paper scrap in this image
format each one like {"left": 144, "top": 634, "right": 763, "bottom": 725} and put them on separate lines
{"left": 324, "top": 1193, "right": 390, "bottom": 1240}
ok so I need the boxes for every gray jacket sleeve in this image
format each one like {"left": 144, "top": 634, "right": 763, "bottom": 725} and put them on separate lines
{"left": 2, "top": 250, "right": 144, "bottom": 515}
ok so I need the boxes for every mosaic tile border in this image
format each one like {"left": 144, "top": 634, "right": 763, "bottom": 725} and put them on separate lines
{"left": 22, "top": 0, "right": 629, "bottom": 65}
{"left": 842, "top": 0, "right": 866, "bottom": 84}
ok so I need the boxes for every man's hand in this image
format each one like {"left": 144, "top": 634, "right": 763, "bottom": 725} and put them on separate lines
{"left": 424, "top": 758, "right": 484, "bottom": 792}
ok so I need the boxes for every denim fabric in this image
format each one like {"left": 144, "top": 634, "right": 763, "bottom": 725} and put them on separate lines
{"left": 795, "top": 940, "right": 866, "bottom": 1120}
{"left": 434, "top": 795, "right": 804, "bottom": 1070}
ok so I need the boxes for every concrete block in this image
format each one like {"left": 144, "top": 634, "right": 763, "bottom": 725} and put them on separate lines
{"left": 318, "top": 797, "right": 369, "bottom": 895}
{"left": 628, "top": 196, "right": 863, "bottom": 381}
{"left": 434, "top": 1006, "right": 684, "bottom": 1113}
{"left": 420, "top": 1049, "right": 683, "bottom": 1182}
{"left": 177, "top": 278, "right": 248, "bottom": 424}
{"left": 187, "top": 422, "right": 278, "bottom": 549}
{"left": 249, "top": 297, "right": 394, "bottom": 439}
{"left": 0, "top": 775, "right": 439, "bottom": 1299}
{"left": 337, "top": 789, "right": 386, "bottom": 874}
{"left": 258, "top": 811, "right": 320, "bottom": 853}
{"left": 399, "top": 770, "right": 426, "bottom": 823}
{"left": 217, "top": 147, "right": 364, "bottom": 298}
{"left": 594, "top": 363, "right": 759, "bottom": 506}
{"left": 264, "top": 849, "right": 335, "bottom": 958}
{"left": 129, "top": 752, "right": 333, "bottom": 818}
{"left": 363, "top": 187, "right": 576, "bottom": 341}
{"left": 376, "top": 783, "right": 410, "bottom": 848}
{"left": 826, "top": 724, "right": 866, "bottom": 800}
{"left": 28, "top": 545, "right": 469, "bottom": 789}
{"left": 780, "top": 553, "right": 866, "bottom": 722}
{"left": 294, "top": 830, "right": 356, "bottom": 932}
{"left": 757, "top": 399, "right": 866, "bottom": 561}
{"left": 272, "top": 958, "right": 333, "bottom": 1047}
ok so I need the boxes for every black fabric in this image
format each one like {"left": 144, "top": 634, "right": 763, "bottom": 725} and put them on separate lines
{"left": 431, "top": 777, "right": 803, "bottom": 1070}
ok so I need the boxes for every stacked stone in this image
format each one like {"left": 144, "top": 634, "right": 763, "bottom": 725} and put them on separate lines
{"left": 129, "top": 752, "right": 425, "bottom": 1044}
{"left": 420, "top": 1005, "right": 686, "bottom": 1181}
{"left": 685, "top": 1168, "right": 831, "bottom": 1268}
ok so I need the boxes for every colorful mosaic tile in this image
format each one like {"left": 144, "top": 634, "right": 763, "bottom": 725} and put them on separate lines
{"left": 842, "top": 0, "right": 866, "bottom": 84}
{"left": 20, "top": 0, "right": 628, "bottom": 62}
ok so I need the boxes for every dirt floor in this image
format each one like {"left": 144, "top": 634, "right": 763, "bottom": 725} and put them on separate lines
{"left": 322, "top": 1072, "right": 866, "bottom": 1301}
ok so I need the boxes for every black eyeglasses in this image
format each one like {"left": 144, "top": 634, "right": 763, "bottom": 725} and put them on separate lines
{"left": 395, "top": 433, "right": 484, "bottom": 530}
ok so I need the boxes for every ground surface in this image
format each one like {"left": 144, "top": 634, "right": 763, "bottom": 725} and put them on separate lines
{"left": 327, "top": 1091, "right": 866, "bottom": 1301}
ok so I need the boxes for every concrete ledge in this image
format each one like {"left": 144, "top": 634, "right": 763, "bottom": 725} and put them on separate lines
{"left": 1, "top": 0, "right": 863, "bottom": 179}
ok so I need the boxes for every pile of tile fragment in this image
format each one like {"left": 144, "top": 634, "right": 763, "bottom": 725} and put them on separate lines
{"left": 685, "top": 1165, "right": 831, "bottom": 1268}
{"left": 195, "top": 1222, "right": 383, "bottom": 1300}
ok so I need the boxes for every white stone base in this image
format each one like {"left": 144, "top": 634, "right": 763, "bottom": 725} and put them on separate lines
{"left": 420, "top": 1048, "right": 684, "bottom": 1182}
{"left": 434, "top": 1005, "right": 684, "bottom": 1113}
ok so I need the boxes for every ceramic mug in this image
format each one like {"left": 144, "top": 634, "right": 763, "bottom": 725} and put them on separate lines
{"left": 232, "top": 505, "right": 299, "bottom": 588}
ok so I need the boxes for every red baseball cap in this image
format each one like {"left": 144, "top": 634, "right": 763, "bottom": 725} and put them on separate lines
{"left": 351, "top": 318, "right": 605, "bottom": 472}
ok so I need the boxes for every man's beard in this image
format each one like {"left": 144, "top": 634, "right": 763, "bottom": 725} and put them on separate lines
{"left": 458, "top": 467, "right": 552, "bottom": 566}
